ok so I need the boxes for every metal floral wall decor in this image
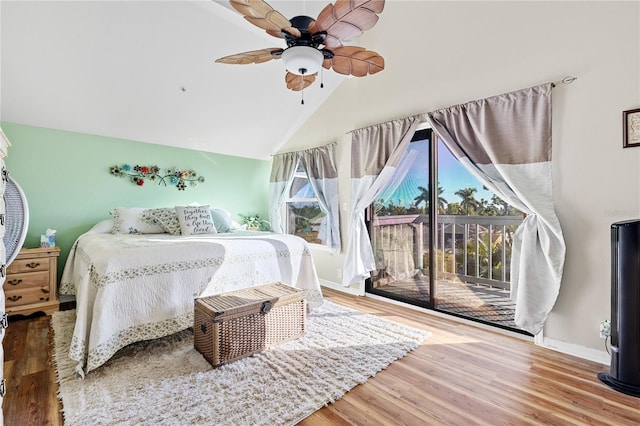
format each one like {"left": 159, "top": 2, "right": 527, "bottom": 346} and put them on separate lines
{"left": 110, "top": 164, "right": 205, "bottom": 190}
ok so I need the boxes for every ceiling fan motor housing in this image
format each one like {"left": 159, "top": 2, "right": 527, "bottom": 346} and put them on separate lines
{"left": 279, "top": 15, "right": 333, "bottom": 75}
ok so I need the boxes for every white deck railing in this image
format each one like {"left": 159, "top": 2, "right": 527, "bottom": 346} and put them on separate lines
{"left": 372, "top": 214, "right": 523, "bottom": 291}
{"left": 438, "top": 215, "right": 523, "bottom": 290}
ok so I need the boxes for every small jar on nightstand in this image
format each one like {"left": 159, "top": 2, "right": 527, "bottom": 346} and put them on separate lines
{"left": 5, "top": 246, "right": 60, "bottom": 316}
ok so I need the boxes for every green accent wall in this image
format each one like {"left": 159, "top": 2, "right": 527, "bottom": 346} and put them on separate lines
{"left": 1, "top": 122, "right": 271, "bottom": 278}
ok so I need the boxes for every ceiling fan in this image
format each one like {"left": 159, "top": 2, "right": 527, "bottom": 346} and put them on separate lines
{"left": 215, "top": 0, "right": 385, "bottom": 93}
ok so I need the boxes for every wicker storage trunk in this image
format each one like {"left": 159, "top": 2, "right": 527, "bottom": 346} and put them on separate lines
{"left": 194, "top": 282, "right": 306, "bottom": 368}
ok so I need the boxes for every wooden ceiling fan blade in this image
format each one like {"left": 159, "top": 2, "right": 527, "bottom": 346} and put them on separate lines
{"left": 215, "top": 48, "right": 283, "bottom": 65}
{"left": 285, "top": 72, "right": 316, "bottom": 91}
{"left": 230, "top": 0, "right": 275, "bottom": 18}
{"left": 244, "top": 14, "right": 300, "bottom": 37}
{"left": 314, "top": 0, "right": 385, "bottom": 46}
{"left": 266, "top": 28, "right": 302, "bottom": 39}
{"left": 328, "top": 46, "right": 384, "bottom": 76}
{"left": 229, "top": 0, "right": 301, "bottom": 38}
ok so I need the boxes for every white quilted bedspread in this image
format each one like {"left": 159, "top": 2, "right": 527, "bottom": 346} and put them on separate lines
{"left": 59, "top": 230, "right": 323, "bottom": 376}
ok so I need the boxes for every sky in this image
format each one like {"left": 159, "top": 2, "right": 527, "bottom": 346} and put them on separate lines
{"left": 292, "top": 137, "right": 493, "bottom": 207}
{"left": 377, "top": 138, "right": 493, "bottom": 208}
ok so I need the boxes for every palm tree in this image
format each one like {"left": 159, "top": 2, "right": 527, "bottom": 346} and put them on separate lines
{"left": 413, "top": 186, "right": 429, "bottom": 211}
{"left": 446, "top": 202, "right": 461, "bottom": 215}
{"left": 455, "top": 187, "right": 480, "bottom": 215}
{"left": 413, "top": 185, "right": 448, "bottom": 213}
{"left": 491, "top": 194, "right": 511, "bottom": 215}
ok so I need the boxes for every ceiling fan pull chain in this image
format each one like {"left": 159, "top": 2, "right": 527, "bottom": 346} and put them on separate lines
{"left": 320, "top": 68, "right": 324, "bottom": 89}
{"left": 301, "top": 89, "right": 305, "bottom": 105}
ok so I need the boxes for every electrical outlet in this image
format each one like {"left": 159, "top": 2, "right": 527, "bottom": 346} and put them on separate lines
{"left": 337, "top": 268, "right": 342, "bottom": 279}
{"left": 599, "top": 320, "right": 611, "bottom": 339}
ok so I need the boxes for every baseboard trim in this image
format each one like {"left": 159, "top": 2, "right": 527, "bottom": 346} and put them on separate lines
{"left": 536, "top": 334, "right": 610, "bottom": 366}
{"left": 319, "top": 279, "right": 364, "bottom": 296}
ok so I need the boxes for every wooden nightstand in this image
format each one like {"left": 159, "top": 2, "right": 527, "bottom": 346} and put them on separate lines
{"left": 5, "top": 246, "right": 60, "bottom": 316}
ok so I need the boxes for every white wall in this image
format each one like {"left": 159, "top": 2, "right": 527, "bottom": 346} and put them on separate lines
{"left": 280, "top": 1, "right": 640, "bottom": 355}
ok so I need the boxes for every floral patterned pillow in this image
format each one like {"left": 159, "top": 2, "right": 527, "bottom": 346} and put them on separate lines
{"left": 141, "top": 208, "right": 182, "bottom": 235}
{"left": 110, "top": 207, "right": 165, "bottom": 234}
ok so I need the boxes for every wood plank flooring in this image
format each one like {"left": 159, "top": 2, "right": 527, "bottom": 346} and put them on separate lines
{"left": 3, "top": 288, "right": 640, "bottom": 425}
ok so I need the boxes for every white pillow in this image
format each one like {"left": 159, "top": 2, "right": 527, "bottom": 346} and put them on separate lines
{"left": 210, "top": 208, "right": 233, "bottom": 233}
{"left": 110, "top": 207, "right": 165, "bottom": 234}
{"left": 89, "top": 219, "right": 114, "bottom": 234}
{"left": 175, "top": 205, "right": 217, "bottom": 235}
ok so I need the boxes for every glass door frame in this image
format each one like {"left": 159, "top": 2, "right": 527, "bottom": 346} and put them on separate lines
{"left": 365, "top": 127, "right": 437, "bottom": 310}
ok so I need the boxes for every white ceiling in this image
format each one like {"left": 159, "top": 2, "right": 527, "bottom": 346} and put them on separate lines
{"left": 0, "top": 0, "right": 351, "bottom": 160}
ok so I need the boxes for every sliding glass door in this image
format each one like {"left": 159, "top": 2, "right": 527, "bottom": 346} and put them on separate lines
{"left": 367, "top": 129, "right": 434, "bottom": 308}
{"left": 366, "top": 128, "right": 527, "bottom": 333}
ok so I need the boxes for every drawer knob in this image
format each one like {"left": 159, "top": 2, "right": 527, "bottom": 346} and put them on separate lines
{"left": 7, "top": 295, "right": 22, "bottom": 302}
{"left": 7, "top": 279, "right": 22, "bottom": 286}
{"left": 26, "top": 262, "right": 40, "bottom": 269}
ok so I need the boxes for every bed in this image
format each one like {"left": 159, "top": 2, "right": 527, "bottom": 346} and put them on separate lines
{"left": 60, "top": 216, "right": 323, "bottom": 377}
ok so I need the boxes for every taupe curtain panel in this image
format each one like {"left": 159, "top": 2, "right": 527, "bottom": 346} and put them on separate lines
{"left": 269, "top": 143, "right": 340, "bottom": 251}
{"left": 428, "top": 83, "right": 565, "bottom": 335}
{"left": 343, "top": 115, "right": 425, "bottom": 286}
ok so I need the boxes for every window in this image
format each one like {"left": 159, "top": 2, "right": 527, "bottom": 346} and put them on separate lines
{"left": 284, "top": 163, "right": 326, "bottom": 245}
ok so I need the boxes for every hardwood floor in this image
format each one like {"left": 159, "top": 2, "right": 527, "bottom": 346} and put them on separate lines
{"left": 3, "top": 313, "right": 61, "bottom": 426}
{"left": 3, "top": 288, "right": 640, "bottom": 425}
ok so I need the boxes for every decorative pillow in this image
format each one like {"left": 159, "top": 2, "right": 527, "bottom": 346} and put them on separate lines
{"left": 210, "top": 208, "right": 233, "bottom": 233}
{"left": 142, "top": 208, "right": 181, "bottom": 236}
{"left": 110, "top": 207, "right": 165, "bottom": 234}
{"left": 175, "top": 205, "right": 217, "bottom": 235}
{"left": 89, "top": 219, "right": 114, "bottom": 234}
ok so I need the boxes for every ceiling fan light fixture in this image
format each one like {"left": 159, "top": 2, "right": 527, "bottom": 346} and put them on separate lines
{"left": 281, "top": 46, "right": 324, "bottom": 75}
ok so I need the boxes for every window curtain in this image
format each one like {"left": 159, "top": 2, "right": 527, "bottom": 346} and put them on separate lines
{"left": 427, "top": 84, "right": 565, "bottom": 335}
{"left": 298, "top": 143, "right": 341, "bottom": 251}
{"left": 268, "top": 151, "right": 299, "bottom": 234}
{"left": 343, "top": 115, "right": 425, "bottom": 287}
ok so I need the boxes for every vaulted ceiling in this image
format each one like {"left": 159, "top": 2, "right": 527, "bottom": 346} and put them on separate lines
{"left": 1, "top": 1, "right": 362, "bottom": 160}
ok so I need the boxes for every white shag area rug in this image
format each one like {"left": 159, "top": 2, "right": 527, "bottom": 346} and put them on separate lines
{"left": 52, "top": 300, "right": 430, "bottom": 426}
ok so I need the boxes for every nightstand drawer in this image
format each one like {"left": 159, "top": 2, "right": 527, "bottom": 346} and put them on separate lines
{"left": 7, "top": 257, "right": 50, "bottom": 274}
{"left": 5, "top": 286, "right": 51, "bottom": 308}
{"left": 5, "top": 271, "right": 50, "bottom": 289}
{"left": 5, "top": 246, "right": 60, "bottom": 316}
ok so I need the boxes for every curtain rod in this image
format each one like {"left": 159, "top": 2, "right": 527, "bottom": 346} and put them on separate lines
{"left": 347, "top": 113, "right": 427, "bottom": 135}
{"left": 551, "top": 76, "right": 577, "bottom": 87}
{"left": 271, "top": 141, "right": 337, "bottom": 157}
{"left": 347, "top": 76, "right": 578, "bottom": 135}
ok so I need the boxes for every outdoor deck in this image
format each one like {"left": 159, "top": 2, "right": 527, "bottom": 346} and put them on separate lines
{"left": 371, "top": 214, "right": 523, "bottom": 331}
{"left": 372, "top": 276, "right": 519, "bottom": 330}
